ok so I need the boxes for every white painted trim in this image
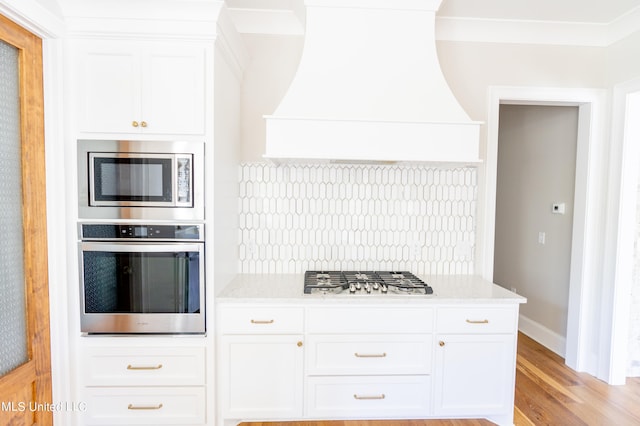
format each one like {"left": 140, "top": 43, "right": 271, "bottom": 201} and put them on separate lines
{"left": 227, "top": 4, "right": 640, "bottom": 47}
{"left": 519, "top": 315, "right": 566, "bottom": 358}
{"left": 0, "top": 0, "right": 65, "bottom": 37}
{"left": 605, "top": 77, "right": 640, "bottom": 385}
{"left": 436, "top": 17, "right": 608, "bottom": 47}
{"left": 483, "top": 86, "right": 608, "bottom": 380}
{"left": 215, "top": 6, "right": 250, "bottom": 81}
{"left": 41, "top": 38, "right": 74, "bottom": 425}
{"left": 226, "top": 7, "right": 305, "bottom": 35}
{"left": 607, "top": 5, "right": 640, "bottom": 46}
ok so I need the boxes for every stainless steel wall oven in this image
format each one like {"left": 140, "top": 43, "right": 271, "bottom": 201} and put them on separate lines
{"left": 78, "top": 223, "right": 205, "bottom": 334}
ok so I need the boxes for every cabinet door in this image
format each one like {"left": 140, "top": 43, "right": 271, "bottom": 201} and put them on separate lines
{"left": 433, "top": 334, "right": 516, "bottom": 416}
{"left": 220, "top": 335, "right": 304, "bottom": 419}
{"left": 141, "top": 45, "right": 205, "bottom": 135}
{"left": 77, "top": 42, "right": 141, "bottom": 134}
{"left": 75, "top": 40, "right": 206, "bottom": 136}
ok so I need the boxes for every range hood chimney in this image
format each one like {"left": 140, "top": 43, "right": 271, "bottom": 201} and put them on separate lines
{"left": 264, "top": 0, "right": 481, "bottom": 164}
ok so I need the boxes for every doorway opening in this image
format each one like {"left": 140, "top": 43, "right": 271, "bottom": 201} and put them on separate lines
{"left": 484, "top": 86, "right": 608, "bottom": 381}
{"left": 493, "top": 104, "right": 579, "bottom": 357}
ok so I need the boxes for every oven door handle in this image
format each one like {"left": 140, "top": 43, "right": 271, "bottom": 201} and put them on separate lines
{"left": 79, "top": 242, "right": 203, "bottom": 253}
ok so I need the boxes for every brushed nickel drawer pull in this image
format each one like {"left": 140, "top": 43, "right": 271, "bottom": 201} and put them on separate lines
{"left": 127, "top": 364, "right": 163, "bottom": 370}
{"left": 354, "top": 352, "right": 387, "bottom": 358}
{"left": 127, "top": 403, "right": 163, "bottom": 410}
{"left": 250, "top": 319, "right": 274, "bottom": 324}
{"left": 354, "top": 394, "right": 385, "bottom": 400}
{"left": 466, "top": 319, "right": 489, "bottom": 324}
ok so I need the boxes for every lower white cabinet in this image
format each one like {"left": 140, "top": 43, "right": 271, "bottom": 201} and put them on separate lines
{"left": 219, "top": 335, "right": 304, "bottom": 419}
{"left": 217, "top": 302, "right": 520, "bottom": 425}
{"left": 433, "top": 333, "right": 516, "bottom": 416}
{"left": 80, "top": 343, "right": 206, "bottom": 426}
{"left": 433, "top": 305, "right": 519, "bottom": 423}
{"left": 218, "top": 306, "right": 305, "bottom": 420}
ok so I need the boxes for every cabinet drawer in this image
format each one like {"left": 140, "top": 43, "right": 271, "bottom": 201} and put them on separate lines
{"left": 436, "top": 306, "right": 517, "bottom": 334}
{"left": 306, "top": 375, "right": 431, "bottom": 418}
{"left": 307, "top": 307, "right": 433, "bottom": 333}
{"left": 307, "top": 334, "right": 432, "bottom": 375}
{"left": 82, "top": 386, "right": 205, "bottom": 425}
{"left": 220, "top": 306, "right": 304, "bottom": 334}
{"left": 83, "top": 347, "right": 205, "bottom": 386}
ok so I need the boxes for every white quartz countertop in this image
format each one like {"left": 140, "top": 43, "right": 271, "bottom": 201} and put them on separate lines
{"left": 216, "top": 274, "right": 526, "bottom": 305}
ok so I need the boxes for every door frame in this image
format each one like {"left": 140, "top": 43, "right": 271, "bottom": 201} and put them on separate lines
{"left": 482, "top": 86, "right": 609, "bottom": 380}
{"left": 606, "top": 77, "right": 640, "bottom": 384}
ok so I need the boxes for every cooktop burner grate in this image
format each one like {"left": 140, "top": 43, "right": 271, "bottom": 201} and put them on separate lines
{"left": 304, "top": 270, "right": 433, "bottom": 295}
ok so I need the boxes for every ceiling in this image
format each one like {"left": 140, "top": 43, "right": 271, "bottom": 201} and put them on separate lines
{"left": 225, "top": 0, "right": 640, "bottom": 41}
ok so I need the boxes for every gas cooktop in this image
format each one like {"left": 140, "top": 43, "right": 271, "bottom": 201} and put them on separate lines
{"left": 304, "top": 271, "right": 434, "bottom": 295}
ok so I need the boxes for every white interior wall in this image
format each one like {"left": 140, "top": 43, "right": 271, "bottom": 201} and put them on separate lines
{"left": 212, "top": 28, "right": 244, "bottom": 296}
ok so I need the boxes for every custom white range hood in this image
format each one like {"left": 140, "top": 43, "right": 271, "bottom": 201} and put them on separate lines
{"left": 264, "top": 0, "right": 481, "bottom": 164}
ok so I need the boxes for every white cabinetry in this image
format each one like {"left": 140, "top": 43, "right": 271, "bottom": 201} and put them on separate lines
{"left": 80, "top": 343, "right": 206, "bottom": 425}
{"left": 433, "top": 306, "right": 518, "bottom": 422}
{"left": 305, "top": 306, "right": 433, "bottom": 419}
{"left": 74, "top": 39, "right": 206, "bottom": 136}
{"left": 216, "top": 299, "right": 521, "bottom": 425}
{"left": 218, "top": 306, "right": 304, "bottom": 420}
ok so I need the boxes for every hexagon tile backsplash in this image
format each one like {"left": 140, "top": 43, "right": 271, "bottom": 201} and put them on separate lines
{"left": 238, "top": 162, "right": 477, "bottom": 274}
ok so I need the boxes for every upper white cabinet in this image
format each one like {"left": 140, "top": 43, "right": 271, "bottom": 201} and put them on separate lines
{"left": 74, "top": 39, "right": 206, "bottom": 136}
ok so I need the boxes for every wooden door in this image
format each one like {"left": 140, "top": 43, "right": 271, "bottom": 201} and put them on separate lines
{"left": 0, "top": 14, "right": 52, "bottom": 426}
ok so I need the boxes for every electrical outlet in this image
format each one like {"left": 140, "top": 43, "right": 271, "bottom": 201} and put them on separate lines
{"left": 538, "top": 232, "right": 546, "bottom": 245}
{"left": 411, "top": 244, "right": 422, "bottom": 260}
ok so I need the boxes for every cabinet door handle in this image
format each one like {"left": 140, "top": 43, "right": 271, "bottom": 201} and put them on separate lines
{"left": 466, "top": 319, "right": 489, "bottom": 324}
{"left": 132, "top": 120, "right": 139, "bottom": 127}
{"left": 127, "top": 364, "right": 163, "bottom": 370}
{"left": 140, "top": 121, "right": 148, "bottom": 128}
{"left": 127, "top": 403, "right": 163, "bottom": 410}
{"left": 354, "top": 352, "right": 387, "bottom": 358}
{"left": 354, "top": 394, "right": 385, "bottom": 400}
{"left": 250, "top": 319, "right": 274, "bottom": 324}
{"left": 439, "top": 341, "right": 445, "bottom": 347}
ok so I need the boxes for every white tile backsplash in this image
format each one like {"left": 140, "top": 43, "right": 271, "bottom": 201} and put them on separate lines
{"left": 238, "top": 162, "right": 477, "bottom": 274}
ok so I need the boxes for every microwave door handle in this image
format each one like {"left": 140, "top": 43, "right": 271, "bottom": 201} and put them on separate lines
{"left": 80, "top": 242, "right": 203, "bottom": 253}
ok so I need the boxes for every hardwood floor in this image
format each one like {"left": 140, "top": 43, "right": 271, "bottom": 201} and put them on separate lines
{"left": 241, "top": 332, "right": 640, "bottom": 426}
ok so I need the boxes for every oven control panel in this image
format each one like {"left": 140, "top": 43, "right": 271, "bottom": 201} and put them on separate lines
{"left": 80, "top": 223, "right": 203, "bottom": 241}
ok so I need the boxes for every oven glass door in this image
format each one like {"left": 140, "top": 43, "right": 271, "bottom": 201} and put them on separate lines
{"left": 80, "top": 242, "right": 203, "bottom": 315}
{"left": 90, "top": 153, "right": 174, "bottom": 205}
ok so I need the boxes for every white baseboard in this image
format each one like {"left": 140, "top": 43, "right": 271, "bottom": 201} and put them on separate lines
{"left": 518, "top": 314, "right": 566, "bottom": 358}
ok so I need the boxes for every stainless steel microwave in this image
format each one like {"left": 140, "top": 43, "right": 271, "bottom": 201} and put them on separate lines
{"left": 78, "top": 140, "right": 204, "bottom": 220}
{"left": 78, "top": 222, "right": 205, "bottom": 334}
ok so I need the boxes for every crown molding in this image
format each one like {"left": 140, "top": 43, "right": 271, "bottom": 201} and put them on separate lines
{"left": 215, "top": 6, "right": 250, "bottom": 80}
{"left": 435, "top": 17, "right": 609, "bottom": 47}
{"left": 606, "top": 5, "right": 640, "bottom": 45}
{"left": 0, "top": 0, "right": 66, "bottom": 38}
{"left": 62, "top": 0, "right": 223, "bottom": 39}
{"left": 227, "top": 5, "right": 640, "bottom": 47}
{"left": 226, "top": 7, "right": 305, "bottom": 35}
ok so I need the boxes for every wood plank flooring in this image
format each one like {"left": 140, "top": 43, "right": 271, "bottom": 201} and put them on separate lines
{"left": 241, "top": 332, "right": 640, "bottom": 426}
